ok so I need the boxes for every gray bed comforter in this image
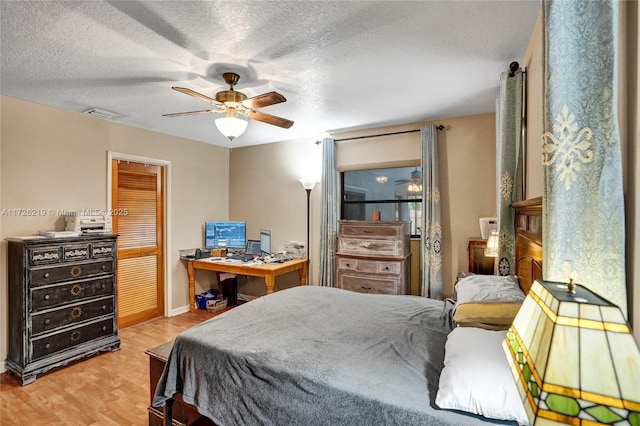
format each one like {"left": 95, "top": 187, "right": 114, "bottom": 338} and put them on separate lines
{"left": 153, "top": 286, "right": 514, "bottom": 425}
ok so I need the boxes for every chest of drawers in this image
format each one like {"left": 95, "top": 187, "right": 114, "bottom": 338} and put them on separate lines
{"left": 336, "top": 221, "right": 411, "bottom": 295}
{"left": 6, "top": 234, "right": 120, "bottom": 385}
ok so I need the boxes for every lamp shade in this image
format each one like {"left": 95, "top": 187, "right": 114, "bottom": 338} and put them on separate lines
{"left": 299, "top": 178, "right": 317, "bottom": 191}
{"left": 484, "top": 230, "right": 499, "bottom": 258}
{"left": 503, "top": 280, "right": 640, "bottom": 425}
{"left": 215, "top": 115, "right": 248, "bottom": 140}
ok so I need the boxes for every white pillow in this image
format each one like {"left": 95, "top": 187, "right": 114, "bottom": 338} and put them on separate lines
{"left": 455, "top": 275, "right": 525, "bottom": 304}
{"left": 436, "top": 327, "right": 529, "bottom": 425}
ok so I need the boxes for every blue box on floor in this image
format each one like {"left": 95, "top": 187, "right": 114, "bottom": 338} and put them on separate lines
{"left": 195, "top": 290, "right": 218, "bottom": 310}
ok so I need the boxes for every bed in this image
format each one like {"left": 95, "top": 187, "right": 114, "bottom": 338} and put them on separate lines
{"left": 153, "top": 198, "right": 543, "bottom": 426}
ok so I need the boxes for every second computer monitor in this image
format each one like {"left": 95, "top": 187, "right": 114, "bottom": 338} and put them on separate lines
{"left": 260, "top": 229, "right": 271, "bottom": 255}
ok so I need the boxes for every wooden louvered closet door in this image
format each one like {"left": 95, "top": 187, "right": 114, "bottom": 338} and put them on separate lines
{"left": 111, "top": 160, "right": 165, "bottom": 329}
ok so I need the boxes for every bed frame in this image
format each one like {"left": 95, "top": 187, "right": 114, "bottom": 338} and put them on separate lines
{"left": 153, "top": 197, "right": 544, "bottom": 426}
{"left": 512, "top": 196, "right": 543, "bottom": 295}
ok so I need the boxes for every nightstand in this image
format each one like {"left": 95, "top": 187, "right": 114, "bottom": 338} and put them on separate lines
{"left": 467, "top": 238, "right": 495, "bottom": 274}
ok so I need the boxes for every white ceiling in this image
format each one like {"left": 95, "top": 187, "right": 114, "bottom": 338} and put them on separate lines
{"left": 0, "top": 0, "right": 540, "bottom": 148}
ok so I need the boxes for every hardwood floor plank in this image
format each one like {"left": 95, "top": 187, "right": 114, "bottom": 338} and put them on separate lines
{"left": 0, "top": 307, "right": 228, "bottom": 425}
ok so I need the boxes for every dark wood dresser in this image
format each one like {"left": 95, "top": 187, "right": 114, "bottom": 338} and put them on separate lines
{"left": 6, "top": 234, "right": 120, "bottom": 385}
{"left": 147, "top": 340, "right": 214, "bottom": 426}
{"left": 336, "top": 220, "right": 411, "bottom": 295}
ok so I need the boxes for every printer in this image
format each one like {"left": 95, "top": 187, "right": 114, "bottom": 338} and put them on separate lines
{"left": 65, "top": 214, "right": 113, "bottom": 235}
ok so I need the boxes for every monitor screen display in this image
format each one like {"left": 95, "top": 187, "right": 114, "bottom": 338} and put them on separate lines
{"left": 205, "top": 221, "right": 246, "bottom": 249}
{"left": 260, "top": 229, "right": 271, "bottom": 254}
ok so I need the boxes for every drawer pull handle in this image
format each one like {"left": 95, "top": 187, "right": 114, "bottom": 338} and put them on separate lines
{"left": 102, "top": 305, "right": 107, "bottom": 310}
{"left": 43, "top": 272, "right": 50, "bottom": 278}
{"left": 361, "top": 286, "right": 372, "bottom": 290}
{"left": 364, "top": 230, "right": 373, "bottom": 233}
{"left": 70, "top": 306, "right": 82, "bottom": 319}
{"left": 384, "top": 267, "right": 390, "bottom": 271}
{"left": 44, "top": 318, "right": 51, "bottom": 325}
{"left": 100, "top": 265, "right": 106, "bottom": 270}
{"left": 70, "top": 330, "right": 81, "bottom": 342}
{"left": 44, "top": 294, "right": 50, "bottom": 300}
{"left": 70, "top": 265, "right": 82, "bottom": 278}
{"left": 45, "top": 343, "right": 51, "bottom": 349}
{"left": 101, "top": 283, "right": 106, "bottom": 289}
{"left": 102, "top": 326, "right": 107, "bottom": 331}
{"left": 70, "top": 284, "right": 84, "bottom": 296}
{"left": 345, "top": 263, "right": 351, "bottom": 268}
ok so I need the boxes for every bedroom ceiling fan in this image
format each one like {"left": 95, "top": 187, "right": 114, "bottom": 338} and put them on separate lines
{"left": 163, "top": 72, "right": 294, "bottom": 140}
{"left": 395, "top": 167, "right": 423, "bottom": 193}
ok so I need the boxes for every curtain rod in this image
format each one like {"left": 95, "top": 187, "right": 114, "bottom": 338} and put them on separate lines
{"left": 318, "top": 125, "right": 445, "bottom": 144}
{"left": 508, "top": 61, "right": 527, "bottom": 78}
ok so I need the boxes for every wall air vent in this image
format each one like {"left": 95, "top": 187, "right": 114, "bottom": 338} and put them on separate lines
{"left": 82, "top": 108, "right": 120, "bottom": 120}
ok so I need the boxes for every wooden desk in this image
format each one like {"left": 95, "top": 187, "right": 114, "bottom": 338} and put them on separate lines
{"left": 186, "top": 258, "right": 308, "bottom": 312}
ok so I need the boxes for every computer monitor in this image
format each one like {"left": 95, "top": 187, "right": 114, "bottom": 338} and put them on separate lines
{"left": 205, "top": 221, "right": 246, "bottom": 249}
{"left": 246, "top": 240, "right": 261, "bottom": 255}
{"left": 260, "top": 229, "right": 271, "bottom": 254}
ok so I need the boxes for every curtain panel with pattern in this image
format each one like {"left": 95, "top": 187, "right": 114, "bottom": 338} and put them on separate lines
{"left": 318, "top": 138, "right": 338, "bottom": 288}
{"left": 542, "top": 0, "right": 627, "bottom": 314}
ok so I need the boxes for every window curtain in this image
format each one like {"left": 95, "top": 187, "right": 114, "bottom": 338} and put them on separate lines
{"left": 318, "top": 137, "right": 338, "bottom": 287}
{"left": 420, "top": 125, "right": 443, "bottom": 298}
{"left": 496, "top": 68, "right": 524, "bottom": 276}
{"left": 543, "top": 0, "right": 626, "bottom": 314}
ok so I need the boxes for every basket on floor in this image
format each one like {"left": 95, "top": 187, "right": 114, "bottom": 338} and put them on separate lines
{"left": 206, "top": 298, "right": 228, "bottom": 313}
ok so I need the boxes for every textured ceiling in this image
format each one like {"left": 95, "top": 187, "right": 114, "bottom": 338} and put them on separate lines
{"left": 0, "top": 1, "right": 540, "bottom": 148}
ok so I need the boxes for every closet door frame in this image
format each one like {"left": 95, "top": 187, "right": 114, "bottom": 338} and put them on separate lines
{"left": 107, "top": 152, "right": 173, "bottom": 317}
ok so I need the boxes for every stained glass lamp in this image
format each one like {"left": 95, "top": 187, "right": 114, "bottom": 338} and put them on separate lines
{"left": 502, "top": 279, "right": 640, "bottom": 425}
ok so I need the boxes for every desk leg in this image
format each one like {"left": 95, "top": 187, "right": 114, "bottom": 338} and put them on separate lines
{"left": 187, "top": 261, "right": 196, "bottom": 313}
{"left": 264, "top": 274, "right": 276, "bottom": 295}
{"left": 298, "top": 262, "right": 307, "bottom": 286}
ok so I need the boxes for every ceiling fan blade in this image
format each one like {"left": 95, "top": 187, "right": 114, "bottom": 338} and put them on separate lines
{"left": 248, "top": 111, "right": 294, "bottom": 129}
{"left": 162, "top": 109, "right": 217, "bottom": 117}
{"left": 242, "top": 91, "right": 286, "bottom": 109}
{"left": 172, "top": 87, "right": 221, "bottom": 105}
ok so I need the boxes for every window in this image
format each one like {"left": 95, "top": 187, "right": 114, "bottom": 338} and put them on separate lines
{"left": 341, "top": 166, "right": 422, "bottom": 236}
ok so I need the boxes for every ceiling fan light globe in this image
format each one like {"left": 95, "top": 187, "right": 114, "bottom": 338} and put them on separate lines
{"left": 215, "top": 116, "right": 248, "bottom": 140}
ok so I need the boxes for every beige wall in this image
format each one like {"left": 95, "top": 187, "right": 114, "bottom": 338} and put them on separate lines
{"left": 0, "top": 95, "right": 230, "bottom": 372}
{"left": 230, "top": 114, "right": 497, "bottom": 298}
{"left": 522, "top": 12, "right": 544, "bottom": 199}
{"left": 228, "top": 137, "right": 323, "bottom": 296}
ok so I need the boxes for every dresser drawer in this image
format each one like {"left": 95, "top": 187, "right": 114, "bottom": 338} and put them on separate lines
{"left": 91, "top": 241, "right": 116, "bottom": 258}
{"left": 31, "top": 318, "right": 115, "bottom": 361}
{"left": 62, "top": 243, "right": 90, "bottom": 261}
{"left": 339, "top": 223, "right": 402, "bottom": 239}
{"left": 28, "top": 246, "right": 61, "bottom": 266}
{"left": 338, "top": 238, "right": 403, "bottom": 257}
{"left": 31, "top": 297, "right": 115, "bottom": 335}
{"left": 338, "top": 273, "right": 401, "bottom": 295}
{"left": 337, "top": 257, "right": 401, "bottom": 275}
{"left": 29, "top": 260, "right": 113, "bottom": 286}
{"left": 31, "top": 276, "right": 115, "bottom": 311}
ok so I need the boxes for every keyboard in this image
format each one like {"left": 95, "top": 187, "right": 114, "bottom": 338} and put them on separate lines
{"left": 226, "top": 253, "right": 256, "bottom": 262}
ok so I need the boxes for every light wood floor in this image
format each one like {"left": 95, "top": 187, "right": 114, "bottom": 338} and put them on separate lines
{"left": 0, "top": 308, "right": 227, "bottom": 425}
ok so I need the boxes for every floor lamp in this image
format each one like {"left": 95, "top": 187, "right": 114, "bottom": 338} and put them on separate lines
{"left": 299, "top": 178, "right": 317, "bottom": 284}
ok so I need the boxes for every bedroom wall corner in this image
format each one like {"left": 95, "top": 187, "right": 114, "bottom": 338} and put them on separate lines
{"left": 0, "top": 95, "right": 230, "bottom": 373}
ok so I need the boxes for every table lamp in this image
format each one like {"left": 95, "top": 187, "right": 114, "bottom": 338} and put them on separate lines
{"left": 503, "top": 279, "right": 640, "bottom": 425}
